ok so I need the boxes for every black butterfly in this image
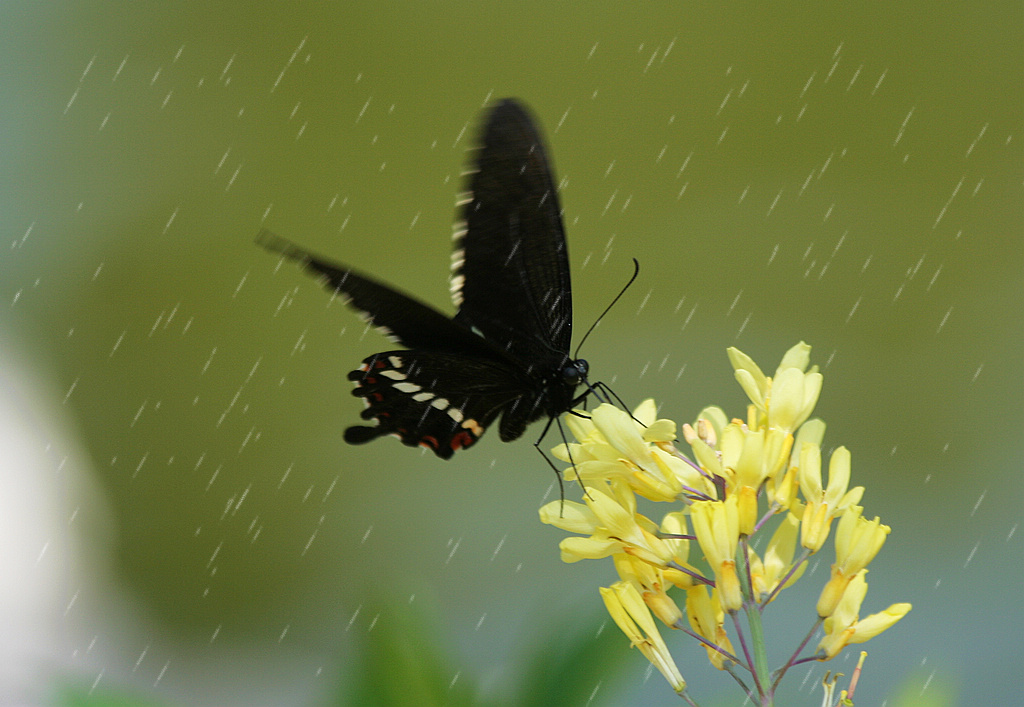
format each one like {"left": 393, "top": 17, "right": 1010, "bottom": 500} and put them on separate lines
{"left": 258, "top": 98, "right": 593, "bottom": 459}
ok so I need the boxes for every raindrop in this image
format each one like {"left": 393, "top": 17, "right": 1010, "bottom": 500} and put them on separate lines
{"left": 819, "top": 152, "right": 834, "bottom": 178}
{"left": 63, "top": 88, "right": 79, "bottom": 114}
{"left": 846, "top": 64, "right": 862, "bottom": 91}
{"left": 662, "top": 37, "right": 676, "bottom": 61}
{"left": 845, "top": 296, "right": 861, "bottom": 323}
{"left": 965, "top": 123, "right": 988, "bottom": 157}
{"left": 800, "top": 72, "right": 816, "bottom": 98}
{"left": 799, "top": 170, "right": 814, "bottom": 196}
{"left": 491, "top": 533, "right": 507, "bottom": 560}
{"left": 322, "top": 475, "right": 338, "bottom": 502}
{"left": 717, "top": 89, "right": 733, "bottom": 115}
{"left": 113, "top": 55, "right": 129, "bottom": 81}
{"left": 555, "top": 107, "right": 570, "bottom": 132}
{"left": 344, "top": 606, "right": 363, "bottom": 633}
{"left": 726, "top": 290, "right": 742, "bottom": 316}
{"left": 89, "top": 671, "right": 104, "bottom": 694}
{"left": 825, "top": 57, "right": 840, "bottom": 82}
{"left": 162, "top": 206, "right": 178, "bottom": 234}
{"left": 154, "top": 662, "right": 169, "bottom": 687}
{"left": 894, "top": 107, "right": 914, "bottom": 146}
{"left": 302, "top": 530, "right": 318, "bottom": 555}
{"left": 132, "top": 646, "right": 148, "bottom": 672}
{"left": 226, "top": 163, "right": 242, "bottom": 191}
{"left": 271, "top": 36, "right": 307, "bottom": 92}
{"left": 445, "top": 537, "right": 462, "bottom": 564}
{"left": 644, "top": 48, "right": 658, "bottom": 72}
{"left": 64, "top": 591, "right": 79, "bottom": 616}
{"left": 681, "top": 304, "right": 697, "bottom": 330}
{"left": 677, "top": 152, "right": 692, "bottom": 176}
{"left": 109, "top": 330, "right": 126, "bottom": 357}
{"left": 933, "top": 176, "right": 964, "bottom": 228}
{"left": 278, "top": 463, "right": 293, "bottom": 488}
{"left": 130, "top": 400, "right": 147, "bottom": 427}
{"left": 963, "top": 542, "right": 979, "bottom": 568}
{"left": 736, "top": 313, "right": 751, "bottom": 338}
{"left": 63, "top": 376, "right": 80, "bottom": 403}
{"left": 871, "top": 69, "right": 887, "bottom": 95}
{"left": 133, "top": 452, "right": 149, "bottom": 478}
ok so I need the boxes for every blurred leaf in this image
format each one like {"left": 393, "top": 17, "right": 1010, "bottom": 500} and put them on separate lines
{"left": 516, "top": 613, "right": 634, "bottom": 707}
{"left": 54, "top": 681, "right": 169, "bottom": 707}
{"left": 887, "top": 667, "right": 958, "bottom": 707}
{"left": 337, "top": 603, "right": 481, "bottom": 707}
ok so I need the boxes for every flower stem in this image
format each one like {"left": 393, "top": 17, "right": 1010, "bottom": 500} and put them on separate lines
{"left": 738, "top": 538, "right": 773, "bottom": 705}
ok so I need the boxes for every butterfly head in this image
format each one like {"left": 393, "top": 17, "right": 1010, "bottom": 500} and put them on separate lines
{"left": 561, "top": 358, "right": 589, "bottom": 387}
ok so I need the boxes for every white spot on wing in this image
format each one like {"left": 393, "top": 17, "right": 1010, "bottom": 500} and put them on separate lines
{"left": 394, "top": 382, "right": 422, "bottom": 393}
{"left": 431, "top": 398, "right": 450, "bottom": 410}
{"left": 381, "top": 369, "right": 407, "bottom": 380}
{"left": 447, "top": 407, "right": 464, "bottom": 423}
{"left": 388, "top": 355, "right": 403, "bottom": 367}
{"left": 450, "top": 274, "right": 465, "bottom": 305}
{"left": 413, "top": 392, "right": 435, "bottom": 402}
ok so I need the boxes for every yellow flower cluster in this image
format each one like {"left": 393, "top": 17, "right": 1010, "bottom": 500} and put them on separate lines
{"left": 539, "top": 342, "right": 911, "bottom": 699}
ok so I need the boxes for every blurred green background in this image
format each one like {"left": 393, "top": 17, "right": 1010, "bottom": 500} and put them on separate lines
{"left": 1, "top": 2, "right": 1020, "bottom": 705}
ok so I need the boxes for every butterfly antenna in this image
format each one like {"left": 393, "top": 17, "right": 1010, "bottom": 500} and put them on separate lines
{"left": 573, "top": 258, "right": 640, "bottom": 359}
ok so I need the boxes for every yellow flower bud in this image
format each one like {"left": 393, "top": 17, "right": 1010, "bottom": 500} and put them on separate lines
{"left": 601, "top": 582, "right": 687, "bottom": 693}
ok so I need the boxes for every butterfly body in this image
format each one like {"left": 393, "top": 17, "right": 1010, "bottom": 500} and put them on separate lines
{"left": 259, "top": 99, "right": 589, "bottom": 458}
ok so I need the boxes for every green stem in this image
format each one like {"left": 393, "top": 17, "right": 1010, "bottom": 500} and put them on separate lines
{"left": 738, "top": 538, "right": 773, "bottom": 706}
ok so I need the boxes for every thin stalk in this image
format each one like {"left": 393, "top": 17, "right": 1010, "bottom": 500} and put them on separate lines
{"left": 738, "top": 538, "right": 773, "bottom": 705}
{"left": 771, "top": 617, "right": 823, "bottom": 692}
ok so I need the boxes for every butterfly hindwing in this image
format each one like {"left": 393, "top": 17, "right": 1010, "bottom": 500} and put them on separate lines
{"left": 452, "top": 99, "right": 573, "bottom": 365}
{"left": 345, "top": 350, "right": 545, "bottom": 458}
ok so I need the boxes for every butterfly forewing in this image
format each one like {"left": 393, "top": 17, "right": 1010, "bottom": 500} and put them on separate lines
{"left": 452, "top": 99, "right": 573, "bottom": 365}
{"left": 258, "top": 229, "right": 496, "bottom": 357}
